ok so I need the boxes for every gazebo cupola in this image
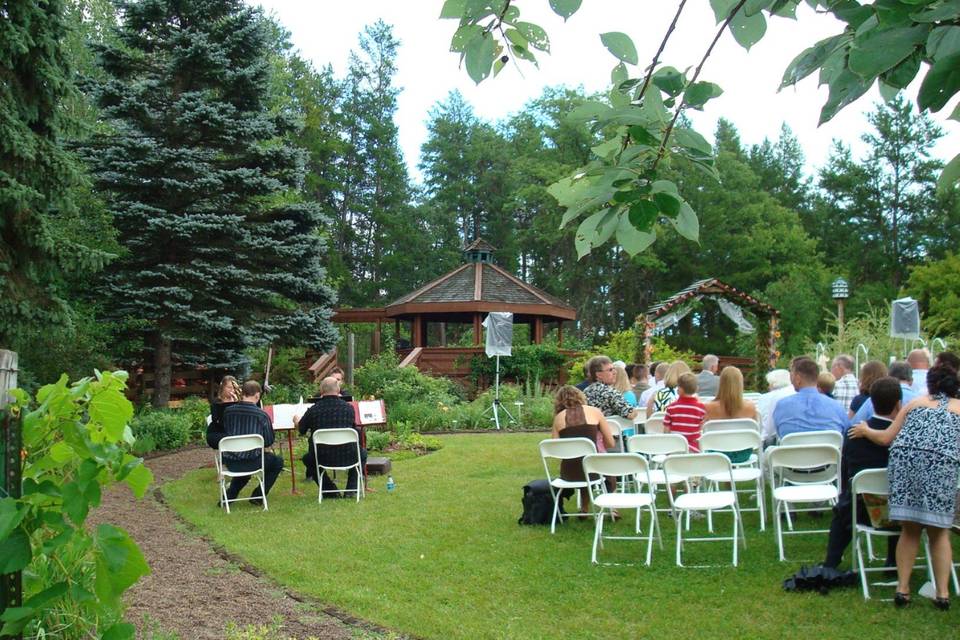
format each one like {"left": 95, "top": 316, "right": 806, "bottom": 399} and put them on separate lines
{"left": 464, "top": 238, "right": 496, "bottom": 264}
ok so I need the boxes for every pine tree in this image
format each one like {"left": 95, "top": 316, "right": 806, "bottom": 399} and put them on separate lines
{"left": 83, "top": 0, "right": 337, "bottom": 406}
{"left": 0, "top": 0, "right": 110, "bottom": 349}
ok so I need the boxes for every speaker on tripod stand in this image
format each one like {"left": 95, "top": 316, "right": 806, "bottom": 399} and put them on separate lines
{"left": 481, "top": 312, "right": 514, "bottom": 429}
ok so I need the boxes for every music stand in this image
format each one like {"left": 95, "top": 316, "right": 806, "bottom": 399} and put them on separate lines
{"left": 481, "top": 312, "right": 515, "bottom": 430}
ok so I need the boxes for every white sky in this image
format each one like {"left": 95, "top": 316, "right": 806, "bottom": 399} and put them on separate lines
{"left": 252, "top": 1, "right": 958, "bottom": 183}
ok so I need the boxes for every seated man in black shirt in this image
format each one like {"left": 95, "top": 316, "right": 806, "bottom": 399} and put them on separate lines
{"left": 221, "top": 380, "right": 284, "bottom": 506}
{"left": 823, "top": 376, "right": 902, "bottom": 569}
{"left": 294, "top": 376, "right": 367, "bottom": 498}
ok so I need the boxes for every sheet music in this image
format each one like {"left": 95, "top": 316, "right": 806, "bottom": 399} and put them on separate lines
{"left": 356, "top": 400, "right": 386, "bottom": 425}
{"left": 268, "top": 402, "right": 312, "bottom": 429}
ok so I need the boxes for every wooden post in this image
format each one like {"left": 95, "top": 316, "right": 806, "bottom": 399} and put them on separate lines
{"left": 473, "top": 313, "right": 482, "bottom": 345}
{"left": 0, "top": 350, "right": 17, "bottom": 409}
{"left": 412, "top": 317, "right": 423, "bottom": 348}
{"left": 557, "top": 321, "right": 563, "bottom": 347}
{"left": 346, "top": 333, "right": 355, "bottom": 387}
{"left": 394, "top": 319, "right": 400, "bottom": 347}
{"left": 373, "top": 319, "right": 382, "bottom": 355}
{"left": 533, "top": 318, "right": 544, "bottom": 344}
{"left": 439, "top": 322, "right": 447, "bottom": 347}
{"left": 1, "top": 350, "right": 22, "bottom": 636}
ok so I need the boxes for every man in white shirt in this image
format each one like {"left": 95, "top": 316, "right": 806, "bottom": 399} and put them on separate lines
{"left": 907, "top": 348, "right": 931, "bottom": 396}
{"left": 639, "top": 361, "right": 668, "bottom": 408}
{"left": 757, "top": 368, "right": 795, "bottom": 446}
{"left": 830, "top": 354, "right": 858, "bottom": 411}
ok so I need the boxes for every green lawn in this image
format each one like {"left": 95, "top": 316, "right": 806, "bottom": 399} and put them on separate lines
{"left": 164, "top": 434, "right": 959, "bottom": 639}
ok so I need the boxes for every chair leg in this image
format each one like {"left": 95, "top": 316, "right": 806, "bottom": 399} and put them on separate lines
{"left": 855, "top": 533, "right": 871, "bottom": 600}
{"left": 550, "top": 491, "right": 561, "bottom": 534}
{"left": 732, "top": 505, "right": 739, "bottom": 567}
{"left": 675, "top": 511, "right": 684, "bottom": 567}
{"left": 775, "top": 500, "right": 786, "bottom": 561}
{"left": 591, "top": 510, "right": 603, "bottom": 564}
{"left": 259, "top": 473, "right": 268, "bottom": 511}
{"left": 756, "top": 477, "right": 765, "bottom": 531}
{"left": 645, "top": 506, "right": 655, "bottom": 565}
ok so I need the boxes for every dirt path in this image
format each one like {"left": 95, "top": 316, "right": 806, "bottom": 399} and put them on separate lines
{"left": 91, "top": 447, "right": 368, "bottom": 640}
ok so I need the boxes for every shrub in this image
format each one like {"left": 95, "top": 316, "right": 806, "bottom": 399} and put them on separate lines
{"left": 265, "top": 382, "right": 316, "bottom": 405}
{"left": 355, "top": 351, "right": 459, "bottom": 408}
{"left": 366, "top": 429, "right": 391, "bottom": 451}
{"left": 469, "top": 343, "right": 571, "bottom": 388}
{"left": 130, "top": 410, "right": 193, "bottom": 452}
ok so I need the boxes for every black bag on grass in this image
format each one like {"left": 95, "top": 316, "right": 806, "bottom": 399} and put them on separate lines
{"left": 518, "top": 479, "right": 561, "bottom": 525}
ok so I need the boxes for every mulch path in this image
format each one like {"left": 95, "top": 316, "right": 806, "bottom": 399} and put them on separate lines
{"left": 90, "top": 446, "right": 381, "bottom": 640}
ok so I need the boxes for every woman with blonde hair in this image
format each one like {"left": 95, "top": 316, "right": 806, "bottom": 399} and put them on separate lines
{"left": 704, "top": 366, "right": 758, "bottom": 422}
{"left": 207, "top": 375, "right": 241, "bottom": 449}
{"left": 613, "top": 365, "right": 638, "bottom": 407}
{"left": 551, "top": 386, "right": 616, "bottom": 513}
{"left": 646, "top": 360, "right": 691, "bottom": 417}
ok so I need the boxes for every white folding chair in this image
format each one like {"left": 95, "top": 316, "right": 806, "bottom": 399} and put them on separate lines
{"left": 851, "top": 468, "right": 916, "bottom": 599}
{"left": 539, "top": 438, "right": 601, "bottom": 533}
{"left": 312, "top": 428, "right": 365, "bottom": 503}
{"left": 702, "top": 418, "right": 760, "bottom": 434}
{"left": 217, "top": 434, "right": 267, "bottom": 514}
{"left": 625, "top": 434, "right": 688, "bottom": 513}
{"left": 644, "top": 411, "right": 667, "bottom": 434}
{"left": 582, "top": 453, "right": 661, "bottom": 565}
{"left": 779, "top": 430, "right": 843, "bottom": 449}
{"left": 743, "top": 392, "right": 762, "bottom": 402}
{"left": 699, "top": 430, "right": 766, "bottom": 531}
{"left": 606, "top": 416, "right": 635, "bottom": 452}
{"left": 663, "top": 453, "right": 743, "bottom": 567}
{"left": 767, "top": 444, "right": 841, "bottom": 561}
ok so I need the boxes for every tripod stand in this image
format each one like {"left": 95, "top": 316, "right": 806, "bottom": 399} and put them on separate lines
{"left": 481, "top": 354, "right": 515, "bottom": 430}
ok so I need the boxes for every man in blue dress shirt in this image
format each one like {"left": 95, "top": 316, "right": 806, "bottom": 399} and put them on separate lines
{"left": 774, "top": 357, "right": 848, "bottom": 439}
{"left": 848, "top": 361, "right": 918, "bottom": 425}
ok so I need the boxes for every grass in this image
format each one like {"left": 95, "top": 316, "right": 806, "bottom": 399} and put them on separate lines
{"left": 163, "top": 433, "right": 960, "bottom": 639}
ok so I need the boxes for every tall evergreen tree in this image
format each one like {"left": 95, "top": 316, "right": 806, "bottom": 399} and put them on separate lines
{"left": 748, "top": 124, "right": 811, "bottom": 213}
{"left": 0, "top": 0, "right": 111, "bottom": 349}
{"left": 83, "top": 0, "right": 337, "bottom": 406}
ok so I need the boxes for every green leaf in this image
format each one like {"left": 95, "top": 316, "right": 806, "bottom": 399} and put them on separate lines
{"left": 628, "top": 125, "right": 660, "bottom": 147}
{"left": 575, "top": 210, "right": 605, "bottom": 259}
{"left": 439, "top": 0, "right": 467, "bottom": 19}
{"left": 819, "top": 68, "right": 870, "bottom": 124}
{"left": 641, "top": 86, "right": 669, "bottom": 124}
{"left": 451, "top": 24, "right": 483, "bottom": 52}
{"left": 780, "top": 34, "right": 847, "bottom": 89}
{"left": 683, "top": 81, "right": 724, "bottom": 108}
{"left": 617, "top": 211, "right": 657, "bottom": 255}
{"left": 101, "top": 623, "right": 137, "bottom": 640}
{"left": 611, "top": 62, "right": 629, "bottom": 88}
{"left": 49, "top": 440, "right": 74, "bottom": 464}
{"left": 938, "top": 153, "right": 960, "bottom": 194}
{"left": 591, "top": 138, "right": 621, "bottom": 159}
{"left": 711, "top": 0, "right": 740, "bottom": 23}
{"left": 549, "top": 0, "right": 582, "bottom": 20}
{"left": 62, "top": 481, "right": 89, "bottom": 526}
{"left": 0, "top": 499, "right": 26, "bottom": 541}
{"left": 651, "top": 179, "right": 680, "bottom": 196}
{"left": 744, "top": 0, "right": 775, "bottom": 16}
{"left": 672, "top": 127, "right": 713, "bottom": 156}
{"left": 566, "top": 101, "right": 613, "bottom": 122}
{"left": 94, "top": 524, "right": 150, "bottom": 605}
{"left": 771, "top": 0, "right": 799, "bottom": 18}
{"left": 23, "top": 582, "right": 68, "bottom": 610}
{"left": 594, "top": 209, "right": 619, "bottom": 246}
{"left": 653, "top": 192, "right": 681, "bottom": 216}
{"left": 848, "top": 25, "right": 929, "bottom": 80}
{"left": 0, "top": 526, "right": 32, "bottom": 573}
{"left": 911, "top": 1, "right": 960, "bottom": 23}
{"left": 628, "top": 200, "right": 659, "bottom": 230}
{"left": 89, "top": 388, "right": 133, "bottom": 441}
{"left": 465, "top": 32, "right": 496, "bottom": 84}
{"left": 515, "top": 22, "right": 549, "bottom": 52}
{"left": 600, "top": 32, "right": 638, "bottom": 65}
{"left": 951, "top": 102, "right": 960, "bottom": 122}
{"left": 918, "top": 51, "right": 960, "bottom": 112}
{"left": 652, "top": 66, "right": 686, "bottom": 97}
{"left": 671, "top": 202, "right": 700, "bottom": 242}
{"left": 878, "top": 80, "right": 901, "bottom": 102}
{"left": 730, "top": 10, "right": 767, "bottom": 50}
{"left": 927, "top": 26, "right": 960, "bottom": 61}
{"left": 881, "top": 51, "right": 922, "bottom": 88}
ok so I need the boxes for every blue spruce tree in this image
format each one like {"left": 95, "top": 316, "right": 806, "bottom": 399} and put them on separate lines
{"left": 84, "top": 0, "right": 338, "bottom": 406}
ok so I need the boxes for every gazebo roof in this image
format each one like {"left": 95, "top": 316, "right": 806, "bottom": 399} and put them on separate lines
{"left": 384, "top": 242, "right": 576, "bottom": 320}
{"left": 644, "top": 278, "right": 778, "bottom": 320}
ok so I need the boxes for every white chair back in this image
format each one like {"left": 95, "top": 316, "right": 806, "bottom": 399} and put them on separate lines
{"left": 539, "top": 437, "right": 597, "bottom": 461}
{"left": 583, "top": 452, "right": 651, "bottom": 483}
{"left": 852, "top": 468, "right": 889, "bottom": 497}
{"left": 219, "top": 434, "right": 264, "bottom": 454}
{"left": 663, "top": 452, "right": 733, "bottom": 481}
{"left": 702, "top": 418, "right": 760, "bottom": 433}
{"left": 312, "top": 427, "right": 359, "bottom": 447}
{"left": 626, "top": 433, "right": 688, "bottom": 457}
{"left": 779, "top": 430, "right": 843, "bottom": 449}
{"left": 767, "top": 444, "right": 841, "bottom": 487}
{"left": 698, "top": 430, "right": 762, "bottom": 456}
{"left": 644, "top": 412, "right": 667, "bottom": 434}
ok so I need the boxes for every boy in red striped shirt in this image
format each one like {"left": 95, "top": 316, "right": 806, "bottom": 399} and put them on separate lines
{"left": 663, "top": 372, "right": 706, "bottom": 452}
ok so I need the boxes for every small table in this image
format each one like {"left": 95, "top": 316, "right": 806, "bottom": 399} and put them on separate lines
{"left": 272, "top": 424, "right": 299, "bottom": 495}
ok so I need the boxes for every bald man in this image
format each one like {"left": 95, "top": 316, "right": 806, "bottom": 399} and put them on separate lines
{"left": 294, "top": 376, "right": 367, "bottom": 498}
{"left": 907, "top": 349, "right": 931, "bottom": 396}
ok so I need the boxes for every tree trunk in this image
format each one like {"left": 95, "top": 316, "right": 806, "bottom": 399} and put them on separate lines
{"left": 152, "top": 335, "right": 172, "bottom": 408}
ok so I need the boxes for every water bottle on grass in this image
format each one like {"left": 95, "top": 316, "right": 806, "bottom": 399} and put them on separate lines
{"left": 386, "top": 475, "right": 395, "bottom": 492}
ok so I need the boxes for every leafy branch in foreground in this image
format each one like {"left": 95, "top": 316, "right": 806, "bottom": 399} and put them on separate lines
{"left": 441, "top": 0, "right": 960, "bottom": 257}
{"left": 0, "top": 370, "right": 152, "bottom": 639}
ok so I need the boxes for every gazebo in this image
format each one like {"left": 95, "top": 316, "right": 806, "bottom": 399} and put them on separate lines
{"left": 640, "top": 278, "right": 780, "bottom": 386}
{"left": 323, "top": 240, "right": 577, "bottom": 380}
